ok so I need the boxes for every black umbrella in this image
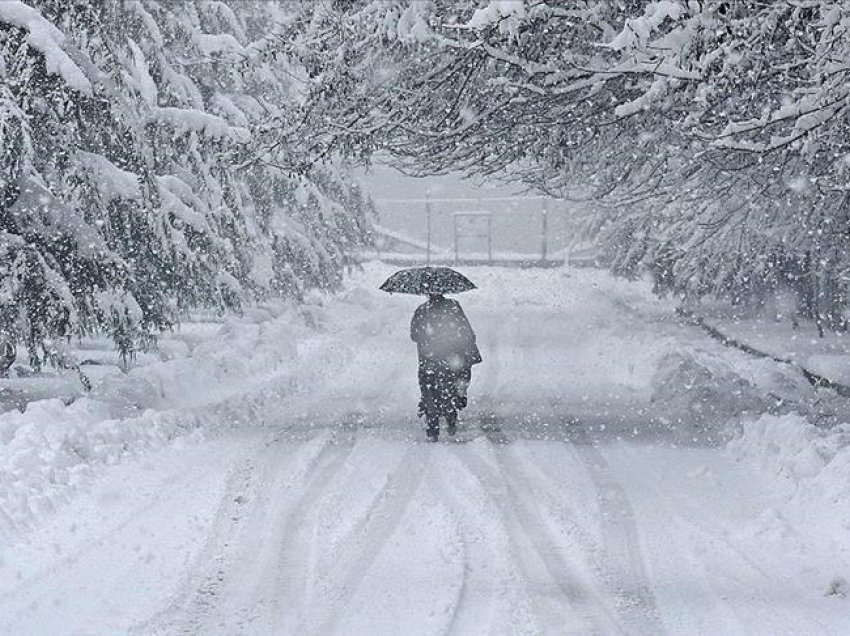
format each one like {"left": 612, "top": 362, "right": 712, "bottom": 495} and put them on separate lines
{"left": 379, "top": 266, "right": 476, "bottom": 295}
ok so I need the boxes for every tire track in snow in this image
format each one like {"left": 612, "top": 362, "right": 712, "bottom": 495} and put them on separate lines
{"left": 2, "top": 436, "right": 266, "bottom": 635}
{"left": 147, "top": 429, "right": 350, "bottom": 635}
{"left": 601, "top": 446, "right": 813, "bottom": 635}
{"left": 435, "top": 448, "right": 530, "bottom": 635}
{"left": 307, "top": 443, "right": 430, "bottom": 635}
{"left": 133, "top": 429, "right": 336, "bottom": 635}
{"left": 570, "top": 433, "right": 664, "bottom": 635}
{"left": 255, "top": 428, "right": 360, "bottom": 635}
{"left": 2, "top": 490, "right": 172, "bottom": 604}
{"left": 440, "top": 522, "right": 472, "bottom": 635}
{"left": 455, "top": 441, "right": 623, "bottom": 635}
{"left": 138, "top": 460, "right": 258, "bottom": 636}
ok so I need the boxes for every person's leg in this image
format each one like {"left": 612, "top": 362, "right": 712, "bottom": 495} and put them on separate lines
{"left": 420, "top": 361, "right": 441, "bottom": 440}
{"left": 458, "top": 367, "right": 471, "bottom": 409}
{"left": 434, "top": 362, "right": 455, "bottom": 412}
{"left": 426, "top": 411, "right": 440, "bottom": 441}
{"left": 446, "top": 410, "right": 457, "bottom": 436}
{"left": 418, "top": 361, "right": 435, "bottom": 415}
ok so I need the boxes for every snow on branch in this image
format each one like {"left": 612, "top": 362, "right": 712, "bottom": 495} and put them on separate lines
{"left": 606, "top": 1, "right": 686, "bottom": 52}
{"left": 151, "top": 107, "right": 250, "bottom": 141}
{"left": 156, "top": 175, "right": 213, "bottom": 233}
{"left": 467, "top": 1, "right": 527, "bottom": 36}
{"left": 76, "top": 152, "right": 142, "bottom": 202}
{"left": 0, "top": 1, "right": 92, "bottom": 94}
{"left": 195, "top": 32, "right": 245, "bottom": 56}
{"left": 10, "top": 173, "right": 108, "bottom": 258}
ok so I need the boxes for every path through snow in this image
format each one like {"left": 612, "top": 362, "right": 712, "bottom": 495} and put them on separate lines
{"left": 1, "top": 264, "right": 848, "bottom": 635}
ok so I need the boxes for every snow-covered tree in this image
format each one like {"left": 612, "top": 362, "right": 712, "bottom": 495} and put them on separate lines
{"left": 278, "top": 0, "right": 850, "bottom": 330}
{"left": 0, "top": 0, "right": 371, "bottom": 365}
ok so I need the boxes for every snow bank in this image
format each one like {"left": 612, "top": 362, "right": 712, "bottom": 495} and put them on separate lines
{"left": 0, "top": 1, "right": 92, "bottom": 94}
{"left": 0, "top": 297, "right": 322, "bottom": 538}
{"left": 727, "top": 414, "right": 850, "bottom": 551}
{"left": 93, "top": 309, "right": 299, "bottom": 413}
{"left": 0, "top": 398, "right": 200, "bottom": 532}
{"left": 0, "top": 273, "right": 406, "bottom": 539}
{"left": 729, "top": 414, "right": 850, "bottom": 499}
{"left": 651, "top": 350, "right": 770, "bottom": 443}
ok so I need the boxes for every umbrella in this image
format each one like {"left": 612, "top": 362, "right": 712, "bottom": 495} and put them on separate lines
{"left": 379, "top": 266, "right": 476, "bottom": 295}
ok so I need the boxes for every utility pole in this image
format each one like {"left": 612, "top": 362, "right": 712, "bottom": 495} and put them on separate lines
{"left": 487, "top": 214, "right": 493, "bottom": 265}
{"left": 425, "top": 189, "right": 432, "bottom": 265}
{"left": 453, "top": 214, "right": 459, "bottom": 265}
{"left": 541, "top": 200, "right": 549, "bottom": 263}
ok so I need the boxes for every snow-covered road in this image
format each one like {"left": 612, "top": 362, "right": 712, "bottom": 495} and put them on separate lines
{"left": 2, "top": 265, "right": 848, "bottom": 635}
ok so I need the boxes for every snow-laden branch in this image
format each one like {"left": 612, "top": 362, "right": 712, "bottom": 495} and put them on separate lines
{"left": 0, "top": 1, "right": 92, "bottom": 94}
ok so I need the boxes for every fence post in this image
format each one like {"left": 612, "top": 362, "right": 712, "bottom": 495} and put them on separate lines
{"left": 541, "top": 201, "right": 548, "bottom": 263}
{"left": 454, "top": 214, "right": 459, "bottom": 265}
{"left": 488, "top": 215, "right": 493, "bottom": 265}
{"left": 426, "top": 189, "right": 432, "bottom": 265}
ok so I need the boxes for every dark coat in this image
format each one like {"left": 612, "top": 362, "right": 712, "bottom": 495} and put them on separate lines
{"left": 410, "top": 296, "right": 481, "bottom": 369}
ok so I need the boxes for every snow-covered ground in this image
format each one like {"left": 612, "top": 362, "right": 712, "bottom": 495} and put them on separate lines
{"left": 1, "top": 263, "right": 849, "bottom": 635}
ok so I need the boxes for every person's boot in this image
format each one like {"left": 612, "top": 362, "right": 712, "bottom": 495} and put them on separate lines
{"left": 446, "top": 412, "right": 457, "bottom": 436}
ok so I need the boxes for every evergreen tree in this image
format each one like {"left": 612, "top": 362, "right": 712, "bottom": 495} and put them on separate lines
{"left": 0, "top": 0, "right": 371, "bottom": 367}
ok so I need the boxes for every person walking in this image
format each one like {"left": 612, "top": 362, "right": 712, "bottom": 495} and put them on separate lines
{"left": 379, "top": 266, "right": 481, "bottom": 441}
{"left": 410, "top": 292, "right": 481, "bottom": 441}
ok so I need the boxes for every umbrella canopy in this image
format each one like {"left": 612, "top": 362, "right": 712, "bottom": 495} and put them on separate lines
{"left": 379, "top": 266, "right": 476, "bottom": 295}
